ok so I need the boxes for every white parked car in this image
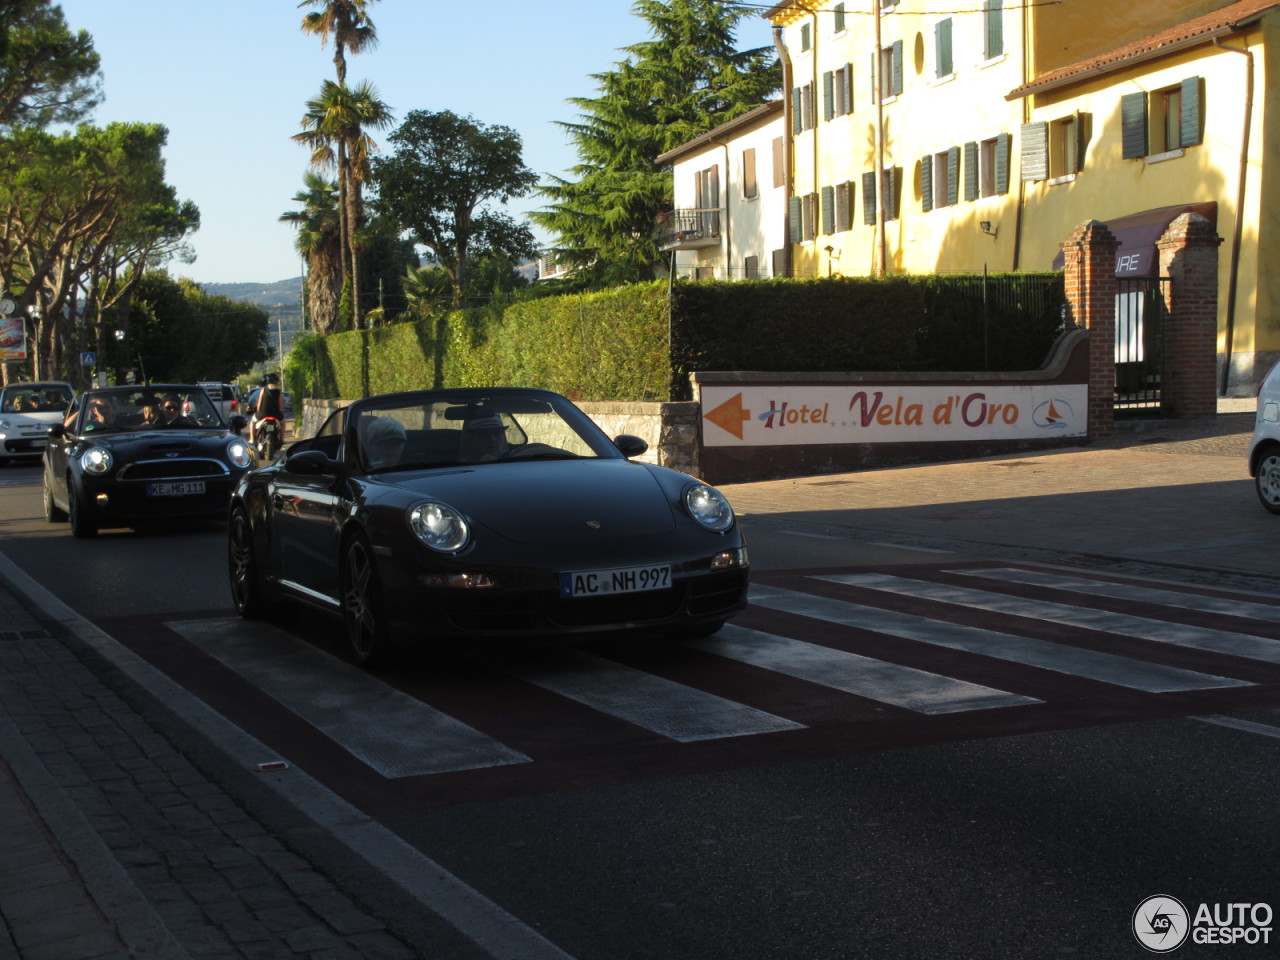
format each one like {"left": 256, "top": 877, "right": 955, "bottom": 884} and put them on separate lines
{"left": 0, "top": 381, "right": 75, "bottom": 466}
{"left": 1249, "top": 361, "right": 1280, "bottom": 512}
{"left": 197, "top": 381, "right": 245, "bottom": 426}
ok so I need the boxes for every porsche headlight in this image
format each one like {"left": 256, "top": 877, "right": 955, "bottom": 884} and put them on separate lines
{"left": 80, "top": 446, "right": 113, "bottom": 475}
{"left": 684, "top": 482, "right": 735, "bottom": 533}
{"left": 227, "top": 439, "right": 252, "bottom": 469}
{"left": 409, "top": 500, "right": 470, "bottom": 553}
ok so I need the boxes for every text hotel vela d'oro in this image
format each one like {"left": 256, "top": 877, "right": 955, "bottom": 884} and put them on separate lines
{"left": 700, "top": 385, "right": 1088, "bottom": 447}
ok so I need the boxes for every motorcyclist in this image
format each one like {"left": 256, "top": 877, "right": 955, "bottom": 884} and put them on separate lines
{"left": 249, "top": 372, "right": 286, "bottom": 451}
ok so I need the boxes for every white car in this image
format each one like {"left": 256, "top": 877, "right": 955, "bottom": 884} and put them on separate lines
{"left": 1249, "top": 361, "right": 1280, "bottom": 512}
{"left": 0, "top": 381, "right": 75, "bottom": 466}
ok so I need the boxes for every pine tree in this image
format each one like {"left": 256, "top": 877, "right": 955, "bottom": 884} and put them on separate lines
{"left": 532, "top": 0, "right": 780, "bottom": 287}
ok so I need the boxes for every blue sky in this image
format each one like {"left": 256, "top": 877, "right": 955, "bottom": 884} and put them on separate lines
{"left": 54, "top": 1, "right": 776, "bottom": 285}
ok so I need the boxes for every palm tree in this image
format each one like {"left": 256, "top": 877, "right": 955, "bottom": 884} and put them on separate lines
{"left": 298, "top": 0, "right": 378, "bottom": 85}
{"left": 279, "top": 172, "right": 342, "bottom": 335}
{"left": 293, "top": 79, "right": 392, "bottom": 328}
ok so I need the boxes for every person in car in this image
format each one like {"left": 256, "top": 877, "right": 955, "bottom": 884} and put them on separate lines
{"left": 139, "top": 400, "right": 161, "bottom": 426}
{"left": 458, "top": 415, "right": 509, "bottom": 463}
{"left": 363, "top": 417, "right": 407, "bottom": 469}
{"left": 83, "top": 398, "right": 114, "bottom": 431}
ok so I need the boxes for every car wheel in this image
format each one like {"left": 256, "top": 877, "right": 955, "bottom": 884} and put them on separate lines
{"left": 67, "top": 482, "right": 98, "bottom": 539}
{"left": 1257, "top": 450, "right": 1280, "bottom": 514}
{"left": 228, "top": 504, "right": 272, "bottom": 618}
{"left": 43, "top": 476, "right": 67, "bottom": 523}
{"left": 341, "top": 533, "right": 395, "bottom": 667}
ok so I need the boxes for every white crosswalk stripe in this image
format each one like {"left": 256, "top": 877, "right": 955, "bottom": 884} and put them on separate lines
{"left": 752, "top": 581, "right": 1251, "bottom": 693}
{"left": 163, "top": 565, "right": 1280, "bottom": 780}
{"left": 689, "top": 625, "right": 1037, "bottom": 713}
{"left": 820, "top": 572, "right": 1280, "bottom": 667}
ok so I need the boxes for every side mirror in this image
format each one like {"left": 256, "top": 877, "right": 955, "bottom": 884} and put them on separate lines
{"left": 613, "top": 434, "right": 648, "bottom": 458}
{"left": 229, "top": 415, "right": 247, "bottom": 434}
{"left": 284, "top": 448, "right": 338, "bottom": 475}
{"left": 47, "top": 423, "right": 66, "bottom": 439}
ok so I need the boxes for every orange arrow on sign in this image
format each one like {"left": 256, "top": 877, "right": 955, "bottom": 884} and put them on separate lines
{"left": 704, "top": 392, "right": 751, "bottom": 440}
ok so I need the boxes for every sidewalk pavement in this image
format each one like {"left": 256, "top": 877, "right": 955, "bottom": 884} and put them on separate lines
{"left": 0, "top": 400, "right": 1267, "bottom": 959}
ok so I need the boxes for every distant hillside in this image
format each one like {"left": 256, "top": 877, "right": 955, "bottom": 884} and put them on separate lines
{"left": 201, "top": 278, "right": 305, "bottom": 364}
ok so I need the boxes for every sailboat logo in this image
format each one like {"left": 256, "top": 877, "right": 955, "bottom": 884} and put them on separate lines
{"left": 1032, "top": 398, "right": 1074, "bottom": 430}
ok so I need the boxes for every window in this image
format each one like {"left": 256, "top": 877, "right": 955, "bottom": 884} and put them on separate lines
{"left": 966, "top": 134, "right": 1010, "bottom": 198}
{"left": 772, "top": 248, "right": 787, "bottom": 277}
{"left": 1122, "top": 78, "right": 1203, "bottom": 159}
{"left": 983, "top": 0, "right": 1004, "bottom": 60}
{"left": 921, "top": 147, "right": 959, "bottom": 211}
{"left": 744, "top": 255, "right": 760, "bottom": 279}
{"left": 742, "top": 148, "right": 758, "bottom": 200}
{"left": 696, "top": 165, "right": 719, "bottom": 237}
{"left": 1050, "top": 115, "right": 1082, "bottom": 177}
{"left": 800, "top": 22, "right": 811, "bottom": 52}
{"left": 835, "top": 180, "right": 854, "bottom": 232}
{"left": 792, "top": 83, "right": 816, "bottom": 133}
{"left": 821, "top": 185, "right": 836, "bottom": 235}
{"left": 935, "top": 19, "right": 953, "bottom": 79}
{"left": 862, "top": 168, "right": 900, "bottom": 223}
{"left": 833, "top": 2, "right": 846, "bottom": 32}
{"left": 824, "top": 63, "right": 854, "bottom": 120}
{"left": 788, "top": 194, "right": 818, "bottom": 242}
{"left": 878, "top": 40, "right": 904, "bottom": 100}
{"left": 695, "top": 265, "right": 716, "bottom": 280}
{"left": 772, "top": 137, "right": 785, "bottom": 188}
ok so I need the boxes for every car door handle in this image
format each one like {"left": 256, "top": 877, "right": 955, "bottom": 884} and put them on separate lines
{"left": 272, "top": 494, "right": 285, "bottom": 511}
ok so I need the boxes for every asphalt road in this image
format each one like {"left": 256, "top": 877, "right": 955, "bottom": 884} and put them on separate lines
{"left": 0, "top": 435, "right": 1277, "bottom": 959}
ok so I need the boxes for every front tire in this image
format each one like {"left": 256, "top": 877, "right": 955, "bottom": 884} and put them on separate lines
{"left": 43, "top": 476, "right": 67, "bottom": 523}
{"left": 67, "top": 482, "right": 98, "bottom": 539}
{"left": 1256, "top": 450, "right": 1280, "bottom": 514}
{"left": 341, "top": 533, "right": 395, "bottom": 668}
{"left": 229, "top": 504, "right": 274, "bottom": 618}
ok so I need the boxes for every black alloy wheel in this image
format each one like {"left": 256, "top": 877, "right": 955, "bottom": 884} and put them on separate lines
{"left": 228, "top": 504, "right": 271, "bottom": 617}
{"left": 43, "top": 474, "right": 67, "bottom": 523}
{"left": 341, "top": 533, "right": 394, "bottom": 667}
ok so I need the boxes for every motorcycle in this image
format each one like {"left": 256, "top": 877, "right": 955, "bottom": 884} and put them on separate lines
{"left": 254, "top": 416, "right": 281, "bottom": 461}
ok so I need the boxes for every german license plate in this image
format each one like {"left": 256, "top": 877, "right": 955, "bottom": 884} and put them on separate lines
{"left": 560, "top": 564, "right": 671, "bottom": 598}
{"left": 147, "top": 481, "right": 206, "bottom": 497}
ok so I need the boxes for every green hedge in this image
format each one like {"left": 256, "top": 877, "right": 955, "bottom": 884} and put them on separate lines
{"left": 287, "top": 273, "right": 1065, "bottom": 403}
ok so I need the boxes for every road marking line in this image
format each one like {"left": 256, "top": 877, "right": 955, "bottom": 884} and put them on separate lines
{"left": 166, "top": 618, "right": 530, "bottom": 778}
{"left": 825, "top": 572, "right": 1280, "bottom": 669}
{"left": 690, "top": 625, "right": 1037, "bottom": 713}
{"left": 481, "top": 648, "right": 804, "bottom": 741}
{"left": 751, "top": 582, "right": 1249, "bottom": 693}
{"left": 1195, "top": 715, "right": 1280, "bottom": 739}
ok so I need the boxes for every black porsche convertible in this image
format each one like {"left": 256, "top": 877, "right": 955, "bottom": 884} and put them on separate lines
{"left": 228, "top": 387, "right": 750, "bottom": 666}
{"left": 43, "top": 385, "right": 254, "bottom": 538}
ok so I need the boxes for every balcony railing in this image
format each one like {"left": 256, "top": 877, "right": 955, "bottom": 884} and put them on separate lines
{"left": 658, "top": 208, "right": 722, "bottom": 250}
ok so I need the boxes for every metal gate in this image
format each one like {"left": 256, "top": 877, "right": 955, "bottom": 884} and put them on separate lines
{"left": 1114, "top": 277, "right": 1170, "bottom": 415}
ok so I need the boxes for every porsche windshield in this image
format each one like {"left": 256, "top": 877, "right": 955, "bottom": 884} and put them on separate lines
{"left": 73, "top": 388, "right": 226, "bottom": 434}
{"left": 351, "top": 392, "right": 620, "bottom": 472}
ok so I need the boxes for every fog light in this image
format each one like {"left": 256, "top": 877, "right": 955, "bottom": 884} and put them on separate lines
{"left": 710, "top": 547, "right": 748, "bottom": 570}
{"left": 420, "top": 572, "right": 498, "bottom": 589}
{"left": 95, "top": 493, "right": 109, "bottom": 506}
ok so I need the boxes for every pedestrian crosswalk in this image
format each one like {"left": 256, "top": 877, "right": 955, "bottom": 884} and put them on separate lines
{"left": 161, "top": 563, "right": 1280, "bottom": 785}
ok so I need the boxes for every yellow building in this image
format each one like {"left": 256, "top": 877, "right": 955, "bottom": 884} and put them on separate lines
{"left": 716, "top": 0, "right": 1279, "bottom": 393}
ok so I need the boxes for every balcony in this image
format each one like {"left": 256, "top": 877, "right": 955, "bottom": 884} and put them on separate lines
{"left": 658, "top": 208, "right": 722, "bottom": 250}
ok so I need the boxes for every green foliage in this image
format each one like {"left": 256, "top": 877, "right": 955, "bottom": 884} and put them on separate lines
{"left": 532, "top": 0, "right": 781, "bottom": 286}
{"left": 0, "top": 0, "right": 101, "bottom": 130}
{"left": 287, "top": 274, "right": 1066, "bottom": 404}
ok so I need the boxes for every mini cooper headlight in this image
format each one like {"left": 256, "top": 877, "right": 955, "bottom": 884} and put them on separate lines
{"left": 684, "top": 482, "right": 735, "bottom": 533}
{"left": 227, "top": 439, "right": 252, "bottom": 469}
{"left": 409, "top": 500, "right": 470, "bottom": 553}
{"left": 80, "top": 446, "right": 113, "bottom": 475}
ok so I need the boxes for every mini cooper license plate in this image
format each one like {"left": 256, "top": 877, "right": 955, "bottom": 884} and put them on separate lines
{"left": 560, "top": 564, "right": 672, "bottom": 598}
{"left": 147, "top": 481, "right": 206, "bottom": 497}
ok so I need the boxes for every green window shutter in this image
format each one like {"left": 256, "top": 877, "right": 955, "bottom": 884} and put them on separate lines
{"left": 995, "top": 132, "right": 1011, "bottom": 193}
{"left": 884, "top": 167, "right": 899, "bottom": 220}
{"left": 892, "top": 40, "right": 904, "bottom": 96}
{"left": 834, "top": 2, "right": 846, "bottom": 32}
{"left": 862, "top": 171, "right": 877, "bottom": 225}
{"left": 823, "top": 71, "right": 835, "bottom": 122}
{"left": 1020, "top": 121, "right": 1048, "bottom": 181}
{"left": 936, "top": 19, "right": 953, "bottom": 77}
{"left": 920, "top": 155, "right": 934, "bottom": 212}
{"left": 792, "top": 87, "right": 803, "bottom": 135}
{"left": 789, "top": 196, "right": 802, "bottom": 243}
{"left": 945, "top": 147, "right": 960, "bottom": 206}
{"left": 1121, "top": 91, "right": 1148, "bottom": 158}
{"left": 843, "top": 62, "right": 854, "bottom": 115}
{"left": 985, "top": 0, "right": 1004, "bottom": 59}
{"left": 821, "top": 185, "right": 835, "bottom": 234}
{"left": 1180, "top": 76, "right": 1203, "bottom": 146}
{"left": 963, "top": 141, "right": 979, "bottom": 201}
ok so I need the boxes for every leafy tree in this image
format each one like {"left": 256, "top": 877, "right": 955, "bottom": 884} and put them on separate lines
{"left": 532, "top": 0, "right": 780, "bottom": 286}
{"left": 293, "top": 78, "right": 392, "bottom": 328}
{"left": 280, "top": 172, "right": 342, "bottom": 335}
{"left": 119, "top": 273, "right": 270, "bottom": 383}
{"left": 370, "top": 110, "right": 539, "bottom": 309}
{"left": 298, "top": 0, "right": 378, "bottom": 85}
{"left": 0, "top": 0, "right": 100, "bottom": 131}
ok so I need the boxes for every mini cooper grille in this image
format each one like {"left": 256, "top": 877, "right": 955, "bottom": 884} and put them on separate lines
{"left": 118, "top": 458, "right": 230, "bottom": 481}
